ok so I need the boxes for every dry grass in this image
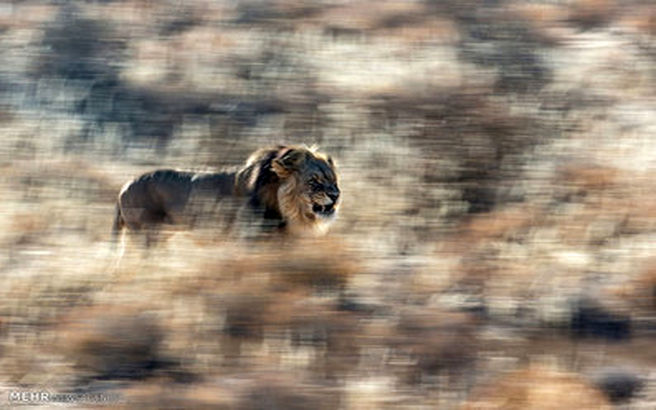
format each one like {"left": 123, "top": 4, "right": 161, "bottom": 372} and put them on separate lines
{"left": 0, "top": 0, "right": 655, "bottom": 408}
{"left": 462, "top": 366, "right": 612, "bottom": 410}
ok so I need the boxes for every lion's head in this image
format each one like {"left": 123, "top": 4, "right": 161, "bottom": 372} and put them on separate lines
{"left": 271, "top": 146, "right": 340, "bottom": 235}
{"left": 238, "top": 145, "right": 340, "bottom": 236}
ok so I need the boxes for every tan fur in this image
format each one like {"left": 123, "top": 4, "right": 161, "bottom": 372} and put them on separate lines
{"left": 113, "top": 145, "right": 340, "bottom": 246}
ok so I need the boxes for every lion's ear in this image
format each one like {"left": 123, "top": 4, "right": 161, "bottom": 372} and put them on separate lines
{"left": 272, "top": 148, "right": 306, "bottom": 177}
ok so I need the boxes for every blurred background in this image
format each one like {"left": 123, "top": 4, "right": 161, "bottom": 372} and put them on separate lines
{"left": 0, "top": 0, "right": 655, "bottom": 408}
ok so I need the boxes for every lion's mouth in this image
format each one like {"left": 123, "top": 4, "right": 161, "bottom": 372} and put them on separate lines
{"left": 312, "top": 202, "right": 336, "bottom": 217}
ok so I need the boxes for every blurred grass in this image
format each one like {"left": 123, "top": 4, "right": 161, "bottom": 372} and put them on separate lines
{"left": 0, "top": 0, "right": 655, "bottom": 408}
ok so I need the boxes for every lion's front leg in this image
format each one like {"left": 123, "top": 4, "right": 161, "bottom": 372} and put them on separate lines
{"left": 233, "top": 203, "right": 281, "bottom": 242}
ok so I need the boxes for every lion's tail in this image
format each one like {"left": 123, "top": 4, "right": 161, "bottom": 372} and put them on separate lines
{"left": 111, "top": 202, "right": 125, "bottom": 247}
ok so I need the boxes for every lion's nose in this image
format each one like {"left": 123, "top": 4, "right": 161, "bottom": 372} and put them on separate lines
{"left": 328, "top": 188, "right": 340, "bottom": 204}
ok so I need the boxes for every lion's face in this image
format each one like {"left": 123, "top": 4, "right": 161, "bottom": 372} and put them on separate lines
{"left": 272, "top": 147, "right": 340, "bottom": 233}
{"left": 302, "top": 157, "right": 340, "bottom": 220}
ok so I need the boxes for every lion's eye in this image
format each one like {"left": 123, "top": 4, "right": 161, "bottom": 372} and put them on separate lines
{"left": 308, "top": 179, "right": 321, "bottom": 191}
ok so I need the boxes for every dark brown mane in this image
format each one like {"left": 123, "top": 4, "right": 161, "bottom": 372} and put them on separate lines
{"left": 236, "top": 146, "right": 284, "bottom": 218}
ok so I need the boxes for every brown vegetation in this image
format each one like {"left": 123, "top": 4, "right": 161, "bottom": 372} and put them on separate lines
{"left": 0, "top": 0, "right": 654, "bottom": 408}
{"left": 462, "top": 366, "right": 612, "bottom": 410}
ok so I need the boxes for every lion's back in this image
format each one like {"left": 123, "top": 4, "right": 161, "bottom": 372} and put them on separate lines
{"left": 120, "top": 169, "right": 194, "bottom": 208}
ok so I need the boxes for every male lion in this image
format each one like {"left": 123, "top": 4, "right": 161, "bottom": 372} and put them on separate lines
{"left": 112, "top": 145, "right": 340, "bottom": 247}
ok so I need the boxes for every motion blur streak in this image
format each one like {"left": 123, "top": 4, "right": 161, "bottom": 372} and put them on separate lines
{"left": 0, "top": 1, "right": 654, "bottom": 408}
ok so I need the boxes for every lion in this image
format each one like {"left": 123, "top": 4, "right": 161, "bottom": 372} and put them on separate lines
{"left": 112, "top": 145, "right": 340, "bottom": 247}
